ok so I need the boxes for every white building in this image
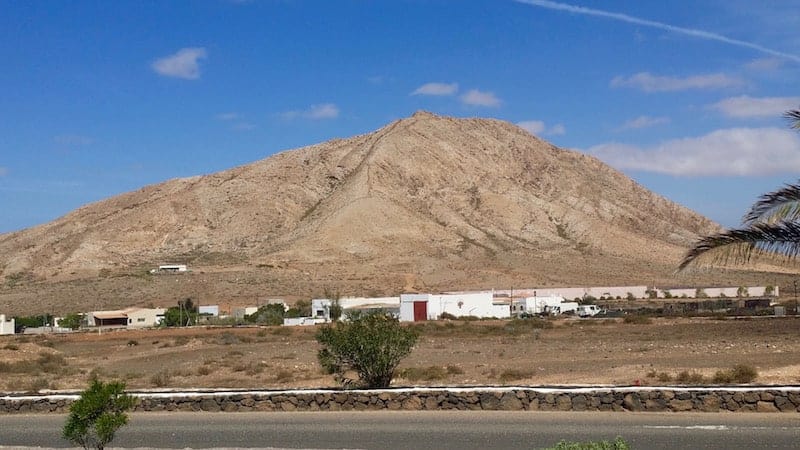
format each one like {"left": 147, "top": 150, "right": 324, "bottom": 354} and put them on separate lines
{"left": 198, "top": 305, "right": 219, "bottom": 317}
{"left": 149, "top": 264, "right": 188, "bottom": 274}
{"left": 88, "top": 308, "right": 165, "bottom": 328}
{"left": 0, "top": 314, "right": 14, "bottom": 335}
{"left": 516, "top": 295, "right": 567, "bottom": 315}
{"left": 400, "top": 292, "right": 510, "bottom": 321}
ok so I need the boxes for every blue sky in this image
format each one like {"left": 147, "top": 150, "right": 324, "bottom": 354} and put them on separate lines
{"left": 1, "top": 0, "right": 799, "bottom": 233}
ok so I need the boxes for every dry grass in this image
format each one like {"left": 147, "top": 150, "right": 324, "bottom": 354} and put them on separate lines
{"left": 0, "top": 317, "right": 794, "bottom": 391}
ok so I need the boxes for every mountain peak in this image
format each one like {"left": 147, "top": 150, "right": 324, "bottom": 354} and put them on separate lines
{"left": 0, "top": 113, "right": 719, "bottom": 313}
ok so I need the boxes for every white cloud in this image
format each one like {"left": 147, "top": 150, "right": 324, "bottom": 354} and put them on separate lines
{"left": 216, "top": 112, "right": 239, "bottom": 121}
{"left": 549, "top": 124, "right": 566, "bottom": 135}
{"left": 517, "top": 120, "right": 566, "bottom": 136}
{"left": 281, "top": 103, "right": 340, "bottom": 120}
{"left": 460, "top": 89, "right": 501, "bottom": 107}
{"left": 611, "top": 72, "right": 743, "bottom": 92}
{"left": 232, "top": 122, "right": 256, "bottom": 131}
{"left": 514, "top": 0, "right": 800, "bottom": 63}
{"left": 53, "top": 135, "right": 94, "bottom": 145}
{"left": 744, "top": 57, "right": 786, "bottom": 72}
{"left": 588, "top": 127, "right": 800, "bottom": 176}
{"left": 306, "top": 103, "right": 339, "bottom": 119}
{"left": 617, "top": 115, "right": 670, "bottom": 131}
{"left": 710, "top": 96, "right": 800, "bottom": 118}
{"left": 152, "top": 47, "right": 207, "bottom": 80}
{"left": 411, "top": 82, "right": 458, "bottom": 96}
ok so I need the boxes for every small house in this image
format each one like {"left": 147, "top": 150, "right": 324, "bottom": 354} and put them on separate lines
{"left": 0, "top": 314, "right": 14, "bottom": 335}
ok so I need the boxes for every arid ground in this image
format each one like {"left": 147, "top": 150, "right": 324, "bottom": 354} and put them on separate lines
{"left": 1, "top": 316, "right": 799, "bottom": 393}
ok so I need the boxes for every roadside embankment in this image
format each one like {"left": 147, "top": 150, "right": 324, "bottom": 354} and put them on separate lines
{"left": 2, "top": 386, "right": 800, "bottom": 414}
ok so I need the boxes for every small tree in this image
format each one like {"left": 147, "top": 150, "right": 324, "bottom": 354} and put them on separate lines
{"left": 63, "top": 379, "right": 135, "bottom": 450}
{"left": 695, "top": 288, "right": 708, "bottom": 299}
{"left": 60, "top": 313, "right": 84, "bottom": 330}
{"left": 246, "top": 303, "right": 285, "bottom": 326}
{"left": 285, "top": 299, "right": 312, "bottom": 318}
{"left": 737, "top": 286, "right": 749, "bottom": 298}
{"left": 329, "top": 298, "right": 343, "bottom": 322}
{"left": 316, "top": 311, "right": 417, "bottom": 388}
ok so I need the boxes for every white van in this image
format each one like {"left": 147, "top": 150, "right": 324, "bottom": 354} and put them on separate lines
{"left": 577, "top": 304, "right": 601, "bottom": 318}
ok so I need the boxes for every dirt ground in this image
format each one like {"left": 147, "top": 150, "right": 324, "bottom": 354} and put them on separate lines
{"left": 1, "top": 316, "right": 799, "bottom": 393}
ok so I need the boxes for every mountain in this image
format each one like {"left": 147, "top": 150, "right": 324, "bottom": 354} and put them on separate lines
{"left": 0, "top": 111, "right": 727, "bottom": 314}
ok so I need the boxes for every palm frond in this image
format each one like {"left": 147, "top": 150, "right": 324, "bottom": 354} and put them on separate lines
{"left": 743, "top": 180, "right": 800, "bottom": 224}
{"left": 679, "top": 221, "right": 800, "bottom": 271}
{"left": 785, "top": 109, "right": 800, "bottom": 129}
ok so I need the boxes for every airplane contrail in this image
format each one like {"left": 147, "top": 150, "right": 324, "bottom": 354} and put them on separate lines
{"left": 514, "top": 0, "right": 800, "bottom": 64}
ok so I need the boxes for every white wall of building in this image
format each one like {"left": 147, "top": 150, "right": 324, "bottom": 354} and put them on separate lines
{"left": 126, "top": 308, "right": 166, "bottom": 328}
{"left": 429, "top": 292, "right": 510, "bottom": 320}
{"left": 198, "top": 305, "right": 219, "bottom": 317}
{"left": 0, "top": 314, "right": 14, "bottom": 335}
{"left": 519, "top": 296, "right": 566, "bottom": 315}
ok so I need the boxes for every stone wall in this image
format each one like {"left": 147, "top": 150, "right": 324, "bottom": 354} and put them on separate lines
{"left": 2, "top": 387, "right": 800, "bottom": 414}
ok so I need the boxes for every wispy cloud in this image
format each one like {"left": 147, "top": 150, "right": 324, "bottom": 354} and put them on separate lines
{"left": 281, "top": 103, "right": 340, "bottom": 120}
{"left": 411, "top": 82, "right": 458, "bottom": 96}
{"left": 588, "top": 127, "right": 800, "bottom": 176}
{"left": 517, "top": 120, "right": 566, "bottom": 136}
{"left": 710, "top": 95, "right": 800, "bottom": 118}
{"left": 617, "top": 115, "right": 670, "bottom": 131}
{"left": 216, "top": 112, "right": 240, "bottom": 121}
{"left": 461, "top": 89, "right": 501, "bottom": 107}
{"left": 53, "top": 134, "right": 95, "bottom": 146}
{"left": 152, "top": 47, "right": 207, "bottom": 80}
{"left": 611, "top": 72, "right": 743, "bottom": 92}
{"left": 232, "top": 122, "right": 256, "bottom": 131}
{"left": 745, "top": 57, "right": 786, "bottom": 72}
{"left": 514, "top": 0, "right": 800, "bottom": 63}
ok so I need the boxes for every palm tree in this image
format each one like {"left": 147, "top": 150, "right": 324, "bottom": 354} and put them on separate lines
{"left": 679, "top": 108, "right": 800, "bottom": 271}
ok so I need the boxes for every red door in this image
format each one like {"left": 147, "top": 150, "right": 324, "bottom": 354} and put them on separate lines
{"left": 413, "top": 301, "right": 427, "bottom": 321}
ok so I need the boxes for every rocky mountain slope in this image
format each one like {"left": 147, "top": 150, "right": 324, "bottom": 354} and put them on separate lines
{"left": 0, "top": 111, "right": 730, "bottom": 313}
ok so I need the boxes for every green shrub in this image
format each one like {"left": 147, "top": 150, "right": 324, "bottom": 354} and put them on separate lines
{"left": 62, "top": 379, "right": 135, "bottom": 450}
{"left": 545, "top": 437, "right": 630, "bottom": 450}
{"left": 316, "top": 311, "right": 417, "bottom": 388}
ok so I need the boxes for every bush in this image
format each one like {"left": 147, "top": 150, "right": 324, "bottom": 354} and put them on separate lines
{"left": 713, "top": 364, "right": 758, "bottom": 384}
{"left": 676, "top": 370, "right": 706, "bottom": 384}
{"left": 246, "top": 303, "right": 285, "bottom": 326}
{"left": 62, "top": 379, "right": 135, "bottom": 450}
{"left": 316, "top": 311, "right": 417, "bottom": 388}
{"left": 623, "top": 315, "right": 652, "bottom": 325}
{"left": 498, "top": 369, "right": 533, "bottom": 383}
{"left": 149, "top": 370, "right": 172, "bottom": 387}
{"left": 546, "top": 437, "right": 631, "bottom": 450}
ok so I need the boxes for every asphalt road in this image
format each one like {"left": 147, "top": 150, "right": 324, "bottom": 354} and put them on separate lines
{"left": 1, "top": 411, "right": 799, "bottom": 449}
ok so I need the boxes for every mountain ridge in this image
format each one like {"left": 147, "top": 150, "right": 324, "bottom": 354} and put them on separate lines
{"left": 0, "top": 111, "right": 731, "bottom": 313}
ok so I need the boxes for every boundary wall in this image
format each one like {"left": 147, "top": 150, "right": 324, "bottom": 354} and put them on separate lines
{"left": 2, "top": 386, "right": 800, "bottom": 414}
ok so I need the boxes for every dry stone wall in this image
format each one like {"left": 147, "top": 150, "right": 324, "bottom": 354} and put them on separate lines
{"left": 2, "top": 387, "right": 800, "bottom": 414}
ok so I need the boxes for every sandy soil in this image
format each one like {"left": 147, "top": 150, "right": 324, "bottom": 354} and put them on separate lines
{"left": 1, "top": 316, "right": 799, "bottom": 393}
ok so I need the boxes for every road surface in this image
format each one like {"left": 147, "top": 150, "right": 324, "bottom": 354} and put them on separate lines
{"left": 1, "top": 411, "right": 799, "bottom": 449}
